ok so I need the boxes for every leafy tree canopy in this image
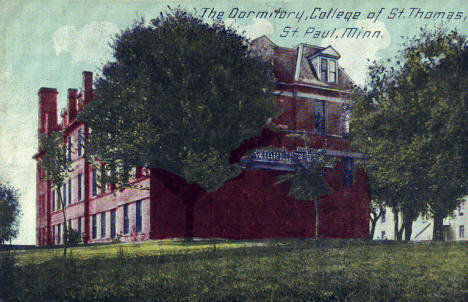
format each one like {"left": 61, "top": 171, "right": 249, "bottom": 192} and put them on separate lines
{"left": 351, "top": 28, "right": 467, "bottom": 239}
{"left": 80, "top": 9, "right": 278, "bottom": 192}
{"left": 0, "top": 182, "right": 21, "bottom": 244}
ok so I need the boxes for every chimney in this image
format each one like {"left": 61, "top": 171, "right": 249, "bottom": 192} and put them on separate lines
{"left": 68, "top": 88, "right": 78, "bottom": 121}
{"left": 82, "top": 71, "right": 93, "bottom": 103}
{"left": 38, "top": 87, "right": 58, "bottom": 134}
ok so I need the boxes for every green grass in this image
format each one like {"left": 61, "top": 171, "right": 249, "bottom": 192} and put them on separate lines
{"left": 1, "top": 240, "right": 467, "bottom": 301}
{"left": 10, "top": 239, "right": 265, "bottom": 264}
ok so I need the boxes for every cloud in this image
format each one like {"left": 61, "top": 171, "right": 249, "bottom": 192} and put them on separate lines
{"left": 53, "top": 21, "right": 120, "bottom": 65}
{"left": 321, "top": 19, "right": 391, "bottom": 86}
{"left": 224, "top": 18, "right": 274, "bottom": 40}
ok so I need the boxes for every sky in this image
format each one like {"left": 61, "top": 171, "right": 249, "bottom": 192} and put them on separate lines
{"left": 0, "top": 0, "right": 466, "bottom": 244}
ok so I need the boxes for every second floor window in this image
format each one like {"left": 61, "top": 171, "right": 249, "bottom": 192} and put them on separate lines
{"left": 77, "top": 129, "right": 83, "bottom": 157}
{"left": 314, "top": 100, "right": 326, "bottom": 133}
{"left": 52, "top": 189, "right": 55, "bottom": 212}
{"left": 67, "top": 137, "right": 72, "bottom": 161}
{"left": 92, "top": 170, "right": 97, "bottom": 196}
{"left": 68, "top": 179, "right": 72, "bottom": 205}
{"left": 381, "top": 208, "right": 386, "bottom": 223}
{"left": 77, "top": 173, "right": 82, "bottom": 201}
{"left": 62, "top": 183, "right": 67, "bottom": 205}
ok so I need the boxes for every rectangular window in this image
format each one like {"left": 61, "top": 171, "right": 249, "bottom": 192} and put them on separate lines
{"left": 136, "top": 200, "right": 142, "bottom": 233}
{"left": 67, "top": 137, "right": 72, "bottom": 161}
{"left": 381, "top": 231, "right": 386, "bottom": 240}
{"left": 110, "top": 209, "right": 116, "bottom": 238}
{"left": 77, "top": 129, "right": 83, "bottom": 157}
{"left": 58, "top": 224, "right": 62, "bottom": 244}
{"left": 62, "top": 183, "right": 67, "bottom": 205}
{"left": 101, "top": 212, "right": 106, "bottom": 238}
{"left": 92, "top": 170, "right": 97, "bottom": 196}
{"left": 100, "top": 165, "right": 106, "bottom": 194}
{"left": 52, "top": 225, "right": 55, "bottom": 244}
{"left": 320, "top": 58, "right": 328, "bottom": 82}
{"left": 68, "top": 179, "right": 72, "bottom": 205}
{"left": 52, "top": 189, "right": 55, "bottom": 212}
{"left": 123, "top": 204, "right": 129, "bottom": 234}
{"left": 329, "top": 60, "right": 336, "bottom": 83}
{"left": 92, "top": 214, "right": 97, "bottom": 239}
{"left": 460, "top": 225, "right": 465, "bottom": 238}
{"left": 343, "top": 157, "right": 354, "bottom": 187}
{"left": 314, "top": 100, "right": 326, "bottom": 133}
{"left": 381, "top": 208, "right": 386, "bottom": 223}
{"left": 78, "top": 217, "right": 82, "bottom": 234}
{"left": 77, "top": 173, "right": 82, "bottom": 201}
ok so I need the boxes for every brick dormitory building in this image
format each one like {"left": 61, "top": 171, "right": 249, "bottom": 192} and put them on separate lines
{"left": 34, "top": 36, "right": 370, "bottom": 246}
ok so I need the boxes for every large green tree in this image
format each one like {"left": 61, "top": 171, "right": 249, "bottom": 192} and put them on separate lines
{"left": 351, "top": 28, "right": 467, "bottom": 240}
{"left": 39, "top": 131, "right": 73, "bottom": 255}
{"left": 79, "top": 10, "right": 278, "bottom": 237}
{"left": 276, "top": 135, "right": 333, "bottom": 239}
{"left": 0, "top": 183, "right": 20, "bottom": 245}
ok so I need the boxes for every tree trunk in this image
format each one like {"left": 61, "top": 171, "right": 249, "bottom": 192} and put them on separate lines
{"left": 314, "top": 198, "right": 319, "bottom": 239}
{"left": 210, "top": 198, "right": 216, "bottom": 252}
{"left": 369, "top": 208, "right": 382, "bottom": 239}
{"left": 57, "top": 189, "right": 68, "bottom": 257}
{"left": 392, "top": 208, "right": 402, "bottom": 240}
{"left": 404, "top": 220, "right": 413, "bottom": 241}
{"left": 185, "top": 198, "right": 195, "bottom": 239}
{"left": 432, "top": 214, "right": 444, "bottom": 241}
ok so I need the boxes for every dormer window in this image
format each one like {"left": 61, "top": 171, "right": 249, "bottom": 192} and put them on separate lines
{"left": 319, "top": 57, "right": 337, "bottom": 83}
{"left": 320, "top": 58, "right": 328, "bottom": 82}
{"left": 330, "top": 60, "right": 337, "bottom": 82}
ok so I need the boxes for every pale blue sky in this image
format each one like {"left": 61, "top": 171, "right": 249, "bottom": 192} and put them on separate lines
{"left": 0, "top": 0, "right": 466, "bottom": 244}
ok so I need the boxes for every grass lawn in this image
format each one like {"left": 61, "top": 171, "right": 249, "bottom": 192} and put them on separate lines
{"left": 1, "top": 239, "right": 467, "bottom": 301}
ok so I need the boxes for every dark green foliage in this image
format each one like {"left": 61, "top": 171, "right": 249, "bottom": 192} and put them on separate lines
{"left": 79, "top": 9, "right": 278, "bottom": 192}
{"left": 0, "top": 183, "right": 20, "bottom": 244}
{"left": 3, "top": 241, "right": 467, "bottom": 301}
{"left": 351, "top": 28, "right": 467, "bottom": 240}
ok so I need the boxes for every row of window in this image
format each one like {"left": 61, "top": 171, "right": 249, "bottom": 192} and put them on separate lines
{"left": 51, "top": 168, "right": 106, "bottom": 212}
{"left": 91, "top": 201, "right": 142, "bottom": 240}
{"left": 51, "top": 173, "right": 83, "bottom": 212}
{"left": 67, "top": 128, "right": 83, "bottom": 162}
{"left": 52, "top": 201, "right": 143, "bottom": 243}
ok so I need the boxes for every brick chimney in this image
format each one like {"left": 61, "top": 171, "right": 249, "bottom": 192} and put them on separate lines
{"left": 38, "top": 87, "right": 58, "bottom": 134}
{"left": 68, "top": 88, "right": 78, "bottom": 122}
{"left": 82, "top": 71, "right": 93, "bottom": 103}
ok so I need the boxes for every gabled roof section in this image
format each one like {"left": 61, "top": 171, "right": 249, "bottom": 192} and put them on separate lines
{"left": 317, "top": 46, "right": 341, "bottom": 59}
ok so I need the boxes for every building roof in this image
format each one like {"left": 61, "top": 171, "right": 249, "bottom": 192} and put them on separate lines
{"left": 251, "top": 36, "right": 353, "bottom": 90}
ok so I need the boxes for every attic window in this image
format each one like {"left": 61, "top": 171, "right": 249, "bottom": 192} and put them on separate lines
{"left": 319, "top": 58, "right": 337, "bottom": 83}
{"left": 330, "top": 60, "right": 336, "bottom": 82}
{"left": 320, "top": 58, "right": 328, "bottom": 82}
